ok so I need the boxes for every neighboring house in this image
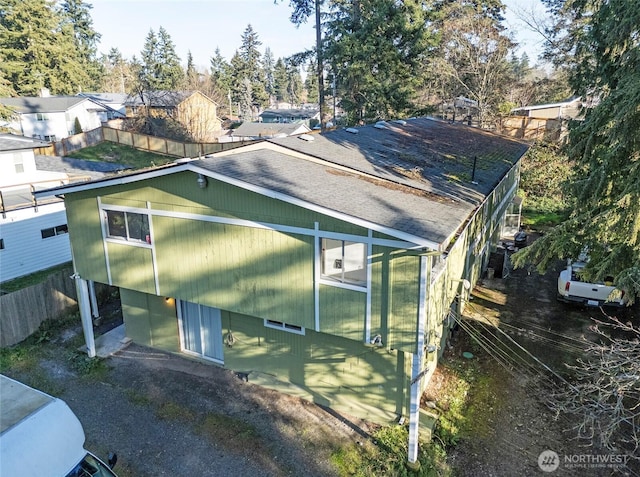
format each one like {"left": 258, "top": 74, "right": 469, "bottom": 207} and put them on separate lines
{"left": 510, "top": 97, "right": 585, "bottom": 120}
{"left": 259, "top": 108, "right": 320, "bottom": 125}
{"left": 0, "top": 134, "right": 125, "bottom": 283}
{"left": 0, "top": 96, "right": 106, "bottom": 141}
{"left": 77, "top": 93, "right": 127, "bottom": 121}
{"left": 35, "top": 118, "right": 528, "bottom": 466}
{"left": 502, "top": 97, "right": 588, "bottom": 141}
{"left": 226, "top": 122, "right": 312, "bottom": 142}
{"left": 124, "top": 90, "right": 222, "bottom": 142}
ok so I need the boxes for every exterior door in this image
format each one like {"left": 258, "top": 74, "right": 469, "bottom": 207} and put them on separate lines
{"left": 179, "top": 301, "right": 223, "bottom": 362}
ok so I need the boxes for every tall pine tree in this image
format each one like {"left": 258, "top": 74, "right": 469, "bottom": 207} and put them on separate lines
{"left": 59, "top": 0, "right": 102, "bottom": 90}
{"left": 513, "top": 0, "right": 640, "bottom": 300}
{"left": 0, "top": 0, "right": 90, "bottom": 95}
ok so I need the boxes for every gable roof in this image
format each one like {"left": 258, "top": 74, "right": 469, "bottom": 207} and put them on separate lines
{"left": 34, "top": 117, "right": 528, "bottom": 249}
{"left": 124, "top": 90, "right": 216, "bottom": 108}
{"left": 0, "top": 134, "right": 50, "bottom": 151}
{"left": 0, "top": 96, "right": 104, "bottom": 114}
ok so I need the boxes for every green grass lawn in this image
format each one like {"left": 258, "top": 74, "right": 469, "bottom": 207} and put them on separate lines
{"left": 68, "top": 142, "right": 173, "bottom": 170}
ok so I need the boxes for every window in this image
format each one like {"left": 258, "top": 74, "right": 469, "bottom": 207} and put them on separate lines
{"left": 36, "top": 113, "right": 48, "bottom": 121}
{"left": 13, "top": 156, "right": 24, "bottom": 173}
{"left": 321, "top": 238, "right": 367, "bottom": 286}
{"left": 105, "top": 210, "right": 150, "bottom": 243}
{"left": 44, "top": 135, "right": 57, "bottom": 142}
{"left": 41, "top": 224, "right": 68, "bottom": 239}
{"left": 264, "top": 319, "right": 305, "bottom": 335}
{"left": 0, "top": 238, "right": 4, "bottom": 250}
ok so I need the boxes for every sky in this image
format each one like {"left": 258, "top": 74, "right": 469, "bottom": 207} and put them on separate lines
{"left": 89, "top": 0, "right": 550, "bottom": 71}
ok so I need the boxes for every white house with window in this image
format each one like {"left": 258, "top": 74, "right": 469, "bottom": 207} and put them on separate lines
{"left": 0, "top": 134, "right": 106, "bottom": 283}
{"left": 0, "top": 95, "right": 106, "bottom": 141}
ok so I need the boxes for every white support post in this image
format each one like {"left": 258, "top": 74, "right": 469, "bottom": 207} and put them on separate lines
{"left": 407, "top": 255, "right": 430, "bottom": 469}
{"left": 75, "top": 275, "right": 96, "bottom": 358}
{"left": 88, "top": 280, "right": 99, "bottom": 319}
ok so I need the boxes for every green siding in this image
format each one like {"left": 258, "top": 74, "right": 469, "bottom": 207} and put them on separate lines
{"left": 389, "top": 253, "right": 420, "bottom": 352}
{"left": 318, "top": 285, "right": 366, "bottom": 340}
{"left": 65, "top": 194, "right": 108, "bottom": 282}
{"left": 370, "top": 247, "right": 390, "bottom": 342}
{"left": 220, "top": 311, "right": 409, "bottom": 424}
{"left": 120, "top": 288, "right": 179, "bottom": 351}
{"left": 106, "top": 242, "right": 155, "bottom": 294}
{"left": 153, "top": 217, "right": 315, "bottom": 327}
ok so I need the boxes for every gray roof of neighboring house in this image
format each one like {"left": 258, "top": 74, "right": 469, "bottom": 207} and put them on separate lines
{"left": 0, "top": 96, "right": 104, "bottom": 113}
{"left": 124, "top": 90, "right": 216, "bottom": 107}
{"left": 0, "top": 134, "right": 50, "bottom": 151}
{"left": 33, "top": 117, "right": 529, "bottom": 248}
{"left": 35, "top": 155, "right": 130, "bottom": 178}
{"left": 78, "top": 92, "right": 128, "bottom": 104}
{"left": 231, "top": 122, "right": 311, "bottom": 138}
{"left": 259, "top": 108, "right": 319, "bottom": 120}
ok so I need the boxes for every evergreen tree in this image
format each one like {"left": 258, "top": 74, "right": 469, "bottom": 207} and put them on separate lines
{"left": 236, "top": 24, "right": 268, "bottom": 111}
{"left": 513, "top": 0, "right": 640, "bottom": 300}
{"left": 185, "top": 50, "right": 199, "bottom": 88}
{"left": 210, "top": 48, "right": 233, "bottom": 115}
{"left": 323, "top": 0, "right": 435, "bottom": 124}
{"left": 58, "top": 0, "right": 102, "bottom": 89}
{"left": 138, "top": 27, "right": 183, "bottom": 92}
{"left": 263, "top": 48, "right": 276, "bottom": 102}
{"left": 0, "top": 0, "right": 90, "bottom": 95}
{"left": 273, "top": 58, "right": 289, "bottom": 104}
{"left": 157, "top": 26, "right": 184, "bottom": 89}
{"left": 285, "top": 60, "right": 303, "bottom": 106}
{"left": 304, "top": 59, "right": 319, "bottom": 106}
{"left": 0, "top": 71, "right": 17, "bottom": 121}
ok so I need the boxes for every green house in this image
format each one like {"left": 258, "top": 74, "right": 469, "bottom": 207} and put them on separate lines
{"left": 36, "top": 118, "right": 528, "bottom": 464}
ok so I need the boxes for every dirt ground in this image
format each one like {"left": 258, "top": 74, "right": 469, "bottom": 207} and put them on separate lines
{"left": 4, "top": 233, "right": 638, "bottom": 476}
{"left": 438, "top": 233, "right": 640, "bottom": 476}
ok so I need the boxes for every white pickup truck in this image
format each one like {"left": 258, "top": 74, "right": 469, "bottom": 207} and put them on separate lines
{"left": 557, "top": 260, "right": 628, "bottom": 307}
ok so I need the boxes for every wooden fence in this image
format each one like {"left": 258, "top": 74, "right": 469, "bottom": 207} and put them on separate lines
{"left": 0, "top": 267, "right": 112, "bottom": 347}
{"left": 35, "top": 126, "right": 252, "bottom": 158}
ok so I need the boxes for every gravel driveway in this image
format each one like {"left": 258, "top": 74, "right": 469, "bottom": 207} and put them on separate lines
{"left": 8, "top": 327, "right": 374, "bottom": 477}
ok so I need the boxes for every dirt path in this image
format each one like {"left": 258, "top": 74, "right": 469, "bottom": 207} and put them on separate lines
{"left": 442, "top": 238, "right": 639, "bottom": 476}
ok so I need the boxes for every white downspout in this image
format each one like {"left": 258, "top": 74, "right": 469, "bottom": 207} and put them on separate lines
{"left": 74, "top": 275, "right": 96, "bottom": 357}
{"left": 407, "top": 254, "right": 430, "bottom": 469}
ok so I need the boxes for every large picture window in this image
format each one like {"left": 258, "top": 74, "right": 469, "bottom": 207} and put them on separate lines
{"left": 105, "top": 210, "right": 150, "bottom": 243}
{"left": 321, "top": 238, "right": 367, "bottom": 286}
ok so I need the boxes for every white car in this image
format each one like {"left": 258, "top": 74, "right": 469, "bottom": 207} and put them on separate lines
{"left": 557, "top": 260, "right": 628, "bottom": 307}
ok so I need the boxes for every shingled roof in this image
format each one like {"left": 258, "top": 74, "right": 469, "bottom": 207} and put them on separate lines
{"left": 34, "top": 117, "right": 528, "bottom": 249}
{"left": 0, "top": 96, "right": 100, "bottom": 114}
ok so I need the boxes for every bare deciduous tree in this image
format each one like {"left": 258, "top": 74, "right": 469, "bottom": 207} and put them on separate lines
{"left": 549, "top": 316, "right": 640, "bottom": 456}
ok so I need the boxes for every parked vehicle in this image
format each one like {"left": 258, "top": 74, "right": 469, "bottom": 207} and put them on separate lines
{"left": 0, "top": 374, "right": 119, "bottom": 477}
{"left": 557, "top": 259, "right": 628, "bottom": 307}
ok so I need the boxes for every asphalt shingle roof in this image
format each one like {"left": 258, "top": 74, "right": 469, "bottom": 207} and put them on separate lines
{"left": 33, "top": 117, "right": 529, "bottom": 248}
{"left": 0, "top": 134, "right": 50, "bottom": 151}
{"left": 0, "top": 96, "right": 90, "bottom": 113}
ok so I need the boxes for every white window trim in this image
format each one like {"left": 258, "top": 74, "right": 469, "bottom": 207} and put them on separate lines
{"left": 102, "top": 208, "right": 152, "bottom": 249}
{"left": 264, "top": 319, "right": 305, "bottom": 335}
{"left": 320, "top": 237, "right": 368, "bottom": 290}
